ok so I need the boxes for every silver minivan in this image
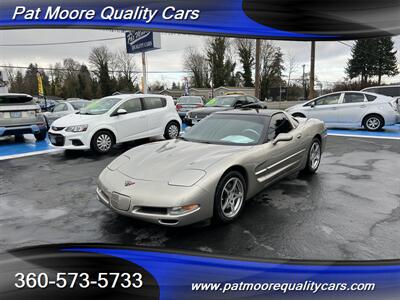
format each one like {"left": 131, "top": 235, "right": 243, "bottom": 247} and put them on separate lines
{"left": 286, "top": 91, "right": 399, "bottom": 131}
{"left": 0, "top": 93, "right": 47, "bottom": 140}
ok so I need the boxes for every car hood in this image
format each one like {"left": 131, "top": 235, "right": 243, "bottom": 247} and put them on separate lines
{"left": 110, "top": 139, "right": 250, "bottom": 182}
{"left": 51, "top": 112, "right": 102, "bottom": 126}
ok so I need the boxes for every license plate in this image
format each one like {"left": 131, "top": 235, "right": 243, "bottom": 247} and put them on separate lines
{"left": 10, "top": 111, "right": 22, "bottom": 118}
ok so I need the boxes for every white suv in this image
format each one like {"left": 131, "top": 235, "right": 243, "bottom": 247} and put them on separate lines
{"left": 48, "top": 94, "right": 181, "bottom": 153}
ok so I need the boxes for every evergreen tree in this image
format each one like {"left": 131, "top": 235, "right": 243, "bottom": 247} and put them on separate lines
{"left": 207, "top": 37, "right": 228, "bottom": 88}
{"left": 374, "top": 37, "right": 399, "bottom": 84}
{"left": 236, "top": 39, "right": 254, "bottom": 87}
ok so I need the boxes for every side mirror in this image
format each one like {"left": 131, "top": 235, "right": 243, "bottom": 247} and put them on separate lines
{"left": 272, "top": 133, "right": 293, "bottom": 145}
{"left": 310, "top": 102, "right": 315, "bottom": 108}
{"left": 116, "top": 108, "right": 128, "bottom": 115}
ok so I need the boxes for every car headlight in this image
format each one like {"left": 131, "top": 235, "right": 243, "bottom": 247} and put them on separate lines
{"left": 65, "top": 125, "right": 88, "bottom": 132}
{"left": 168, "top": 169, "right": 206, "bottom": 187}
{"left": 169, "top": 204, "right": 200, "bottom": 215}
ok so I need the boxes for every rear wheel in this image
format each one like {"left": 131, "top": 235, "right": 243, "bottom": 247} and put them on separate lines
{"left": 34, "top": 131, "right": 47, "bottom": 141}
{"left": 164, "top": 121, "right": 180, "bottom": 139}
{"left": 91, "top": 130, "right": 114, "bottom": 154}
{"left": 364, "top": 115, "right": 384, "bottom": 131}
{"left": 213, "top": 171, "right": 246, "bottom": 224}
{"left": 302, "top": 138, "right": 321, "bottom": 174}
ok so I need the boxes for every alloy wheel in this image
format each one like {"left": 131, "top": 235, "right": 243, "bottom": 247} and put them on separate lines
{"left": 168, "top": 124, "right": 179, "bottom": 138}
{"left": 310, "top": 141, "right": 321, "bottom": 170}
{"left": 220, "top": 177, "right": 244, "bottom": 219}
{"left": 366, "top": 117, "right": 380, "bottom": 130}
{"left": 97, "top": 134, "right": 112, "bottom": 152}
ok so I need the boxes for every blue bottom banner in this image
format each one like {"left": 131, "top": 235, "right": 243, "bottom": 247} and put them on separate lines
{"left": 1, "top": 244, "right": 399, "bottom": 299}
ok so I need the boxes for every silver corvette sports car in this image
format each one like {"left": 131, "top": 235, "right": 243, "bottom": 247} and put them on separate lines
{"left": 97, "top": 109, "right": 327, "bottom": 227}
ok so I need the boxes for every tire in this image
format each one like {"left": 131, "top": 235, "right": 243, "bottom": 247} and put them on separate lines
{"left": 292, "top": 113, "right": 306, "bottom": 118}
{"left": 164, "top": 121, "right": 180, "bottom": 139}
{"left": 90, "top": 130, "right": 115, "bottom": 154}
{"left": 34, "top": 131, "right": 47, "bottom": 141}
{"left": 213, "top": 171, "right": 246, "bottom": 224}
{"left": 302, "top": 138, "right": 322, "bottom": 174}
{"left": 363, "top": 114, "right": 384, "bottom": 131}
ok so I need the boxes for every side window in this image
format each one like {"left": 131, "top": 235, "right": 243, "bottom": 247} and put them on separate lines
{"left": 53, "top": 103, "right": 68, "bottom": 112}
{"left": 267, "top": 113, "right": 293, "bottom": 141}
{"left": 119, "top": 98, "right": 142, "bottom": 113}
{"left": 142, "top": 97, "right": 166, "bottom": 110}
{"left": 315, "top": 93, "right": 341, "bottom": 106}
{"left": 343, "top": 93, "right": 365, "bottom": 103}
{"left": 366, "top": 94, "right": 377, "bottom": 102}
{"left": 246, "top": 96, "right": 257, "bottom": 103}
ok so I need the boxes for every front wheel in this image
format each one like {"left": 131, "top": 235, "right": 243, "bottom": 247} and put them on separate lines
{"left": 164, "top": 121, "right": 180, "bottom": 139}
{"left": 91, "top": 130, "right": 114, "bottom": 154}
{"left": 213, "top": 171, "right": 246, "bottom": 224}
{"left": 302, "top": 138, "right": 321, "bottom": 174}
{"left": 364, "top": 115, "right": 384, "bottom": 131}
{"left": 34, "top": 131, "right": 47, "bottom": 141}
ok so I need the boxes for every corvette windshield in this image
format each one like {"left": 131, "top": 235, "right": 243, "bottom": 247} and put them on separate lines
{"left": 206, "top": 96, "right": 237, "bottom": 107}
{"left": 183, "top": 114, "right": 267, "bottom": 145}
{"left": 80, "top": 98, "right": 121, "bottom": 115}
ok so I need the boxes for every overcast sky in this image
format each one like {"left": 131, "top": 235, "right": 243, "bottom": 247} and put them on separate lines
{"left": 1, "top": 29, "right": 399, "bottom": 88}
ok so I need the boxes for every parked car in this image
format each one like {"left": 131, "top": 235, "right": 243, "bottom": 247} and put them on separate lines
{"left": 175, "top": 96, "right": 204, "bottom": 118}
{"left": 0, "top": 93, "right": 47, "bottom": 141}
{"left": 35, "top": 98, "right": 62, "bottom": 112}
{"left": 44, "top": 99, "right": 90, "bottom": 126}
{"left": 362, "top": 85, "right": 400, "bottom": 123}
{"left": 286, "top": 91, "right": 399, "bottom": 131}
{"left": 48, "top": 94, "right": 181, "bottom": 154}
{"left": 185, "top": 95, "right": 266, "bottom": 125}
{"left": 97, "top": 109, "right": 326, "bottom": 226}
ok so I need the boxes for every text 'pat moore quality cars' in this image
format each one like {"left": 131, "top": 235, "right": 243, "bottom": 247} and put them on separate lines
{"left": 97, "top": 109, "right": 327, "bottom": 227}
{"left": 286, "top": 91, "right": 399, "bottom": 131}
{"left": 48, "top": 94, "right": 181, "bottom": 153}
{"left": 0, "top": 93, "right": 47, "bottom": 141}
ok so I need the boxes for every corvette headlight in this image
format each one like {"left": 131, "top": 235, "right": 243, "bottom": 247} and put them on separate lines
{"left": 169, "top": 204, "right": 200, "bottom": 215}
{"left": 65, "top": 124, "right": 88, "bottom": 132}
{"left": 168, "top": 169, "right": 206, "bottom": 187}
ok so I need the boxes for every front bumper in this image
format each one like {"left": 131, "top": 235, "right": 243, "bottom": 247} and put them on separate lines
{"left": 0, "top": 124, "right": 47, "bottom": 137}
{"left": 97, "top": 169, "right": 213, "bottom": 227}
{"left": 48, "top": 130, "right": 90, "bottom": 150}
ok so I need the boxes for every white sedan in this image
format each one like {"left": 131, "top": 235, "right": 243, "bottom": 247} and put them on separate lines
{"left": 287, "top": 91, "right": 399, "bottom": 131}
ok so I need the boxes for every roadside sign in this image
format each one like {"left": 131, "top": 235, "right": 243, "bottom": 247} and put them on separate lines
{"left": 125, "top": 31, "right": 161, "bottom": 54}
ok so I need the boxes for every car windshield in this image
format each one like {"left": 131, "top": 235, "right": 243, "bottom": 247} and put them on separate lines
{"left": 80, "top": 98, "right": 121, "bottom": 115}
{"left": 206, "top": 96, "right": 237, "bottom": 107}
{"left": 182, "top": 114, "right": 267, "bottom": 145}
{"left": 70, "top": 101, "right": 88, "bottom": 110}
{"left": 177, "top": 97, "right": 202, "bottom": 104}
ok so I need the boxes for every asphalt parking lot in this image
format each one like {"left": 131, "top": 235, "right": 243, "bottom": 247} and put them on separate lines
{"left": 1, "top": 133, "right": 400, "bottom": 260}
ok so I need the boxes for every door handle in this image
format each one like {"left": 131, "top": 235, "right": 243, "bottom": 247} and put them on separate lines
{"left": 297, "top": 133, "right": 302, "bottom": 139}
{"left": 331, "top": 107, "right": 338, "bottom": 110}
{"left": 138, "top": 115, "right": 146, "bottom": 119}
{"left": 360, "top": 105, "right": 366, "bottom": 108}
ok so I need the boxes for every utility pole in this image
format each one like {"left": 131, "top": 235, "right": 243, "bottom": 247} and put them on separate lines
{"left": 255, "top": 39, "right": 261, "bottom": 99}
{"left": 308, "top": 41, "right": 315, "bottom": 99}
{"left": 302, "top": 64, "right": 306, "bottom": 100}
{"left": 141, "top": 52, "right": 148, "bottom": 93}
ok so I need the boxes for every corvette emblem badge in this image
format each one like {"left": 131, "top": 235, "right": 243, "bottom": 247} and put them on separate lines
{"left": 125, "top": 180, "right": 136, "bottom": 187}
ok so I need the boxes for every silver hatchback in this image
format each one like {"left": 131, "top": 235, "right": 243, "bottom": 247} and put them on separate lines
{"left": 287, "top": 91, "right": 399, "bottom": 131}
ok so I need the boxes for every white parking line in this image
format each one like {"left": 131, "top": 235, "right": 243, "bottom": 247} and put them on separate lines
{"left": 0, "top": 149, "right": 63, "bottom": 161}
{"left": 328, "top": 133, "right": 400, "bottom": 140}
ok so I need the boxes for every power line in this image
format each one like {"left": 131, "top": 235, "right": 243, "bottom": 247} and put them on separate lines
{"left": 0, "top": 65, "right": 191, "bottom": 74}
{"left": 0, "top": 36, "right": 125, "bottom": 47}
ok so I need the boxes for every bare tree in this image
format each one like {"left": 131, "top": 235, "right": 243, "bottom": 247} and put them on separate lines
{"left": 114, "top": 49, "right": 138, "bottom": 85}
{"left": 184, "top": 47, "right": 209, "bottom": 88}
{"left": 285, "top": 52, "right": 298, "bottom": 99}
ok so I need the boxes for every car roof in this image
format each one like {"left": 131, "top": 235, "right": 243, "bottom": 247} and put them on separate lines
{"left": 362, "top": 85, "right": 400, "bottom": 90}
{"left": 0, "top": 93, "right": 32, "bottom": 97}
{"left": 214, "top": 108, "right": 283, "bottom": 117}
{"left": 102, "top": 93, "right": 169, "bottom": 100}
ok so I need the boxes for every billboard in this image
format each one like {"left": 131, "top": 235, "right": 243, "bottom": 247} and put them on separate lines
{"left": 125, "top": 31, "right": 161, "bottom": 54}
